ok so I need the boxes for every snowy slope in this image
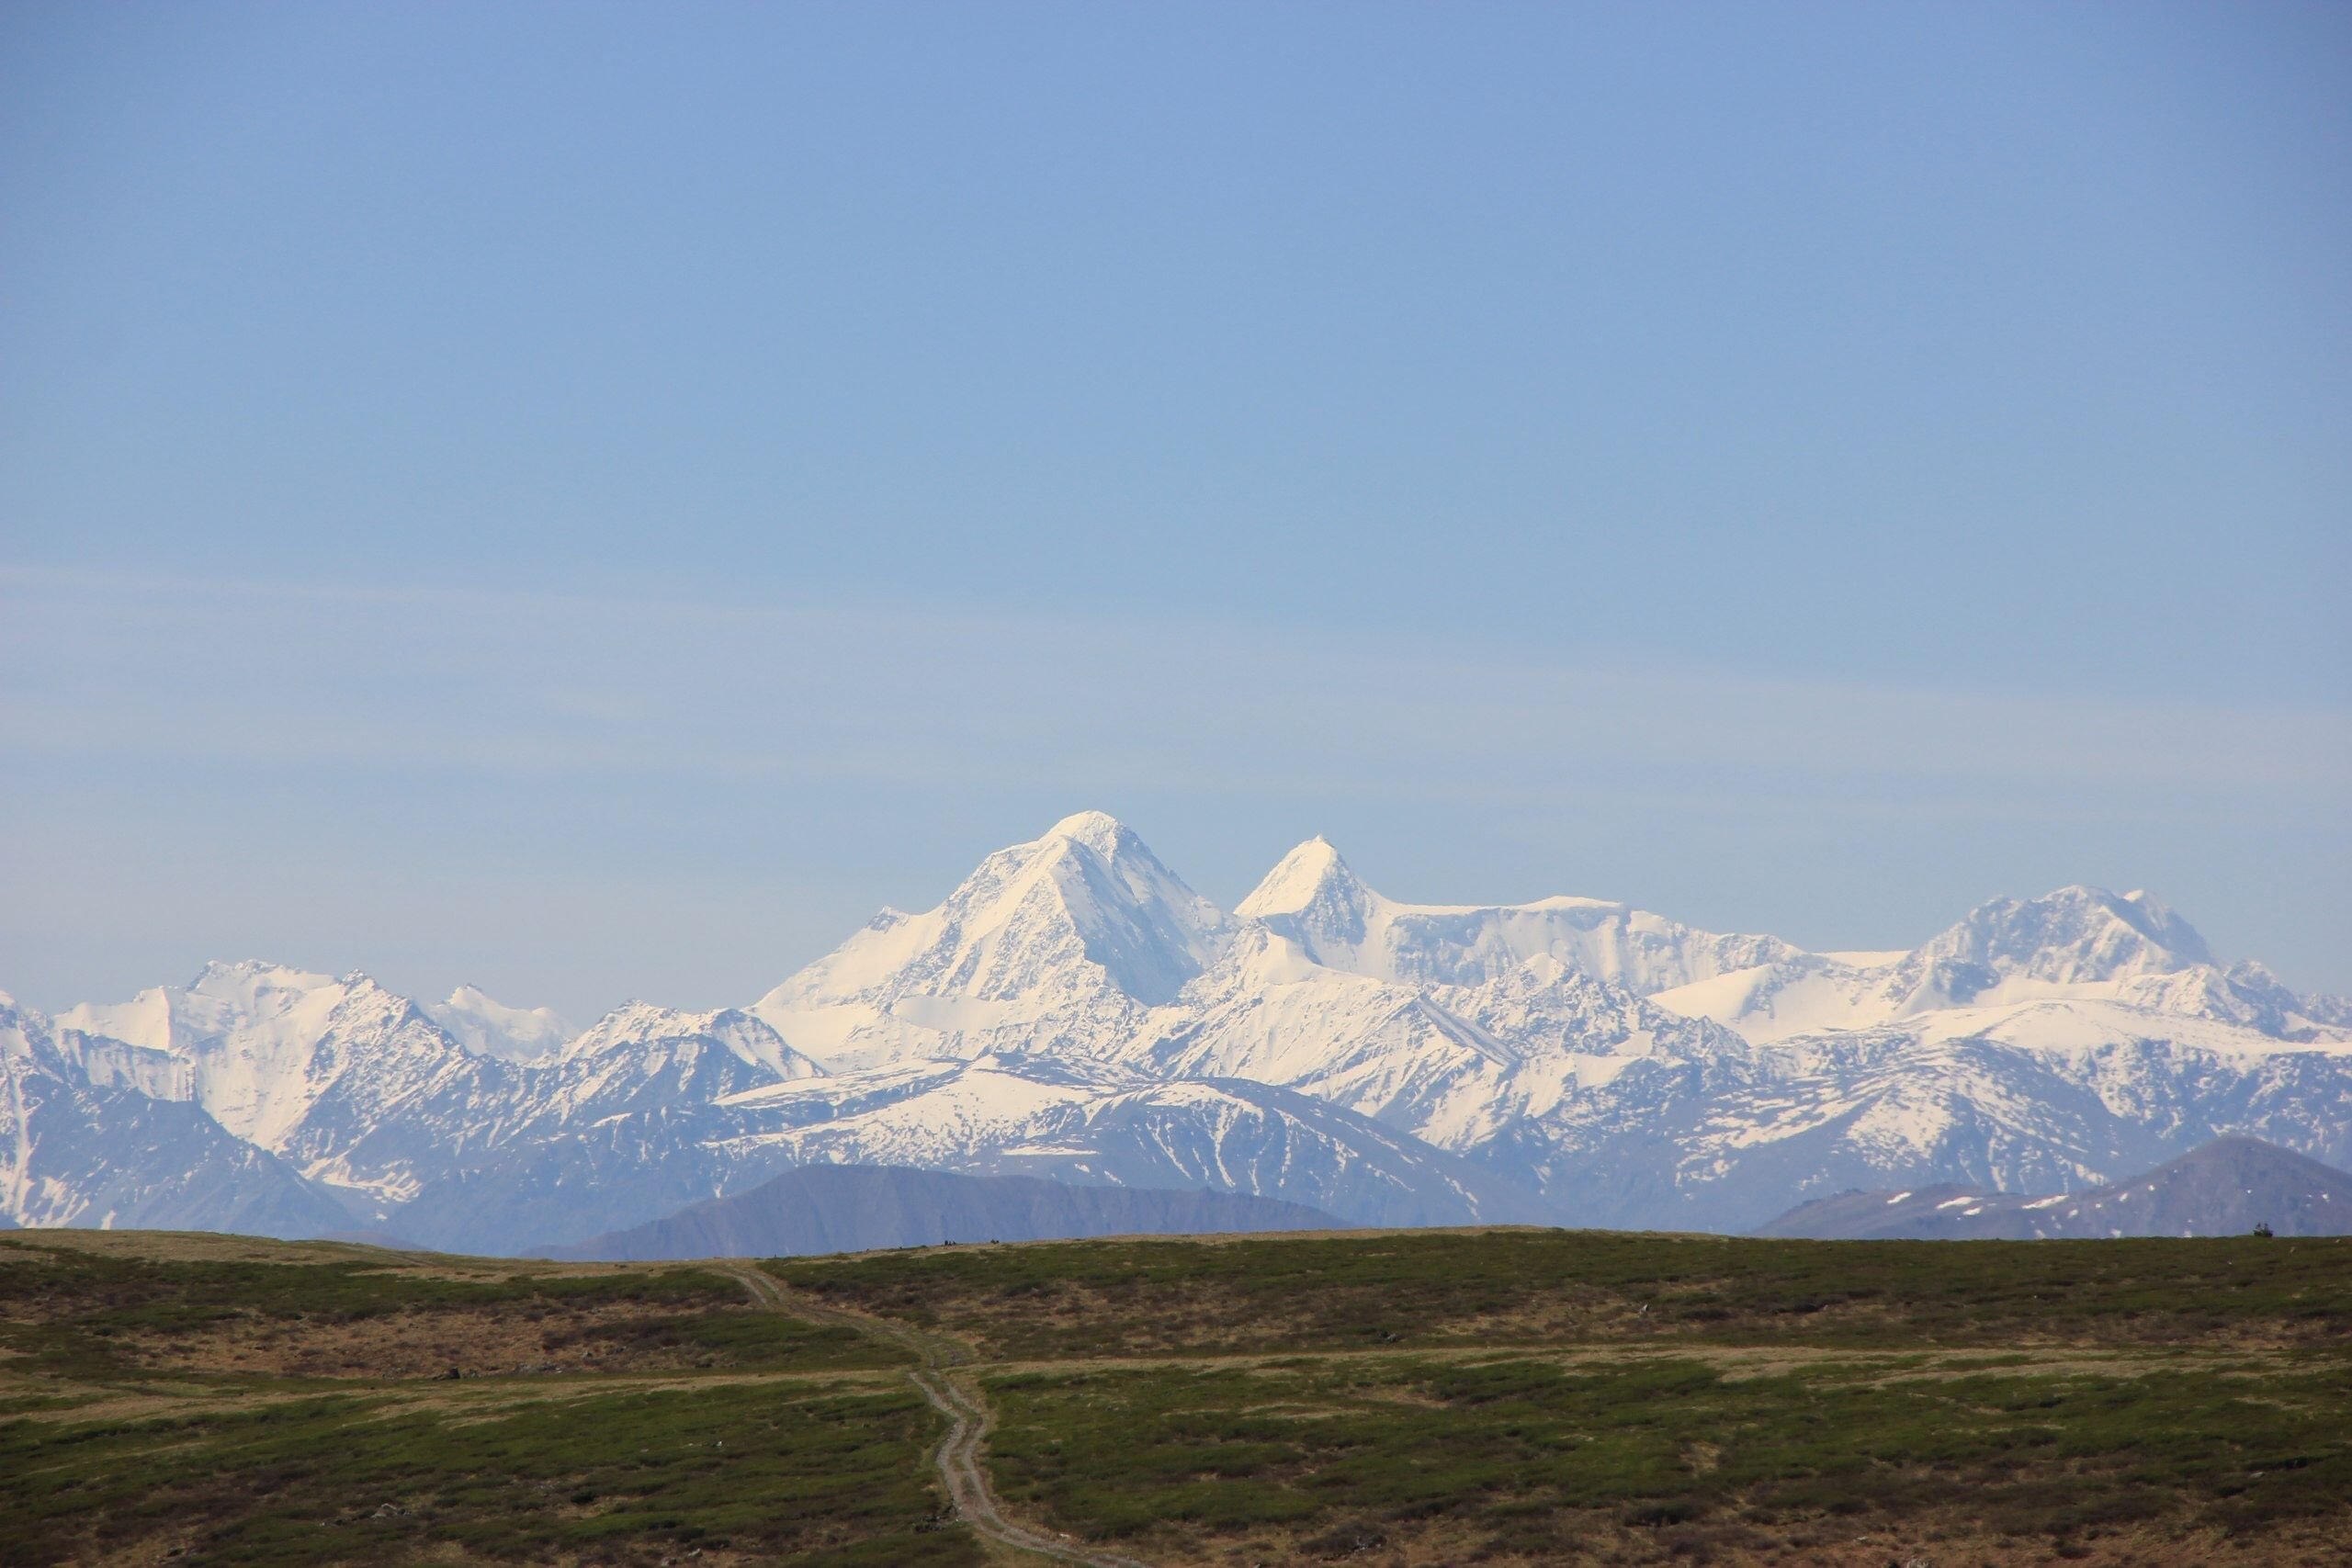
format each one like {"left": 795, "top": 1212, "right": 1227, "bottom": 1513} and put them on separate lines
{"left": 424, "top": 986, "right": 573, "bottom": 1063}
{"left": 2, "top": 993, "right": 351, "bottom": 1235}
{"left": 750, "top": 810, "right": 1231, "bottom": 1071}
{"left": 734, "top": 818, "right": 2352, "bottom": 1233}
{"left": 49, "top": 972, "right": 830, "bottom": 1223}
{"left": 392, "top": 1052, "right": 1539, "bottom": 1252}
{"left": 1647, "top": 886, "right": 2352, "bottom": 1045}
{"left": 1238, "top": 837, "right": 1802, "bottom": 994}
{"left": 17, "top": 810, "right": 2352, "bottom": 1248}
{"left": 531, "top": 1001, "right": 826, "bottom": 1122}
{"left": 59, "top": 963, "right": 519, "bottom": 1207}
{"left": 1543, "top": 1002, "right": 2352, "bottom": 1231}
{"left": 708, "top": 1056, "right": 1540, "bottom": 1231}
{"left": 1139, "top": 926, "right": 1752, "bottom": 1158}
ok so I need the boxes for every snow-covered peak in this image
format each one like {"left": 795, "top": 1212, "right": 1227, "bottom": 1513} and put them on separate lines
{"left": 44, "top": 961, "right": 495, "bottom": 1197}
{"left": 566, "top": 1001, "right": 822, "bottom": 1082}
{"left": 424, "top": 985, "right": 574, "bottom": 1064}
{"left": 60, "top": 960, "right": 351, "bottom": 1055}
{"left": 55, "top": 986, "right": 176, "bottom": 1054}
{"left": 752, "top": 814, "right": 1233, "bottom": 1068}
{"left": 1910, "top": 886, "right": 2212, "bottom": 994}
{"left": 1649, "top": 887, "right": 2334, "bottom": 1046}
{"left": 188, "top": 957, "right": 338, "bottom": 997}
{"left": 1238, "top": 837, "right": 1366, "bottom": 919}
{"left": 1042, "top": 808, "right": 1131, "bottom": 857}
{"left": 1231, "top": 848, "right": 1802, "bottom": 997}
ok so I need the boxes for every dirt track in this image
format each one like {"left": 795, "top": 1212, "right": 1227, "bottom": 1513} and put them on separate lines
{"left": 723, "top": 1265, "right": 1149, "bottom": 1568}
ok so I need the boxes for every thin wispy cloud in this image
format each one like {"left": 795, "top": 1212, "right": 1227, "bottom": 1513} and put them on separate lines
{"left": 8, "top": 564, "right": 2344, "bottom": 805}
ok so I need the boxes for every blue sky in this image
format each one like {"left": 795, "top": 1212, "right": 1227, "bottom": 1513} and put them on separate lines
{"left": 3, "top": 2, "right": 2346, "bottom": 1014}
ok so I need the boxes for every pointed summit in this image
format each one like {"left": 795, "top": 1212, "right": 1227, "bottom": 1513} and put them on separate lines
{"left": 752, "top": 812, "right": 1232, "bottom": 1069}
{"left": 1238, "top": 836, "right": 1384, "bottom": 964}
{"left": 1238, "top": 837, "right": 1364, "bottom": 919}
{"left": 1042, "top": 809, "right": 1131, "bottom": 858}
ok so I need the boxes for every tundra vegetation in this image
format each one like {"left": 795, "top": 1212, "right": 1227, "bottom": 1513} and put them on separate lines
{"left": 5, "top": 1226, "right": 2348, "bottom": 1565}
{"left": 0, "top": 1231, "right": 967, "bottom": 1567}
{"left": 776, "top": 1229, "right": 2352, "bottom": 1566}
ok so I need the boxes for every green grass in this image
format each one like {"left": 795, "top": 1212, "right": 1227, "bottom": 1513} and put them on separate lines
{"left": 983, "top": 1352, "right": 2352, "bottom": 1561}
{"left": 0, "top": 1235, "right": 957, "bottom": 1565}
{"left": 12, "top": 1226, "right": 2352, "bottom": 1565}
{"left": 0, "top": 1381, "right": 977, "bottom": 1566}
{"left": 0, "top": 1235, "right": 895, "bottom": 1381}
{"left": 770, "top": 1228, "right": 2352, "bottom": 1358}
{"left": 0, "top": 1235, "right": 735, "bottom": 1325}
{"left": 770, "top": 1228, "right": 2352, "bottom": 1562}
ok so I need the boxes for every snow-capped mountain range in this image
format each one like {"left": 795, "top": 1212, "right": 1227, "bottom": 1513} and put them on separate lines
{"left": 6, "top": 810, "right": 2348, "bottom": 1251}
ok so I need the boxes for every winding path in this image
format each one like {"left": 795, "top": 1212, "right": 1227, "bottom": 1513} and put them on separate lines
{"left": 722, "top": 1266, "right": 1151, "bottom": 1568}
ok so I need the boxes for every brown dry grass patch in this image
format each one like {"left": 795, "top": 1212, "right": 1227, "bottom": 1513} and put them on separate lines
{"left": 1138, "top": 1511, "right": 2352, "bottom": 1567}
{"left": 118, "top": 1299, "right": 753, "bottom": 1379}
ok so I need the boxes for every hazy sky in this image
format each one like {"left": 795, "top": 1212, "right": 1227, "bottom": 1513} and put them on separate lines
{"left": 4, "top": 3, "right": 2347, "bottom": 1016}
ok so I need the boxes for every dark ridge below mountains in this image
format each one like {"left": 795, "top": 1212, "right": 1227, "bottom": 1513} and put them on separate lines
{"left": 532, "top": 1164, "right": 1348, "bottom": 1260}
{"left": 1758, "top": 1136, "right": 2352, "bottom": 1240}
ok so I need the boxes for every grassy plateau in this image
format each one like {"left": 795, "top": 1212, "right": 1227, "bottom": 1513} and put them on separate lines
{"left": 5, "top": 1225, "right": 2348, "bottom": 1565}
{"left": 0, "top": 1230, "right": 968, "bottom": 1568}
